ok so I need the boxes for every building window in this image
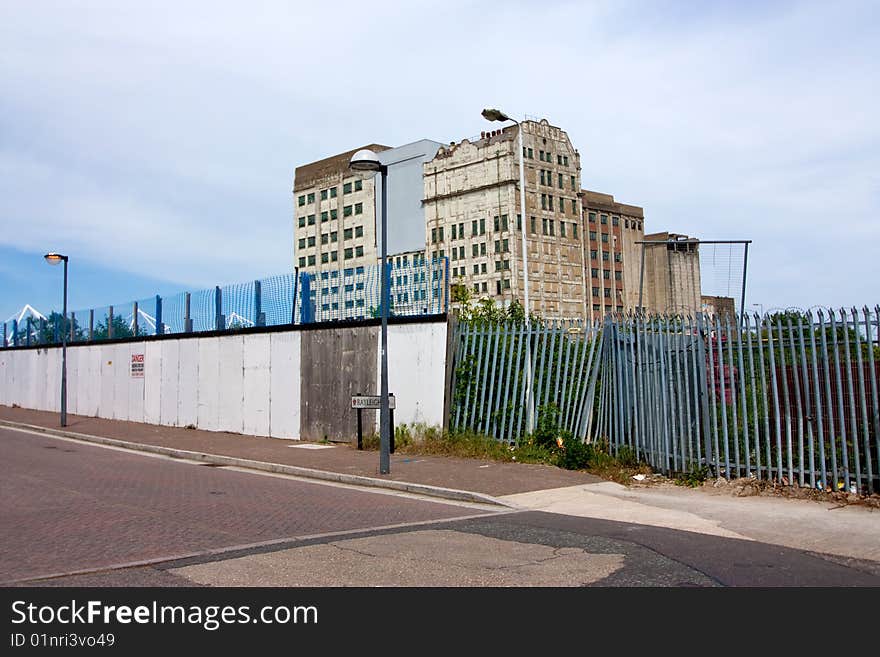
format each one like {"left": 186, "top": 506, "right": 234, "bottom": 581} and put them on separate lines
{"left": 481, "top": 263, "right": 487, "bottom": 274}
{"left": 539, "top": 170, "right": 545, "bottom": 186}
{"left": 331, "top": 251, "right": 338, "bottom": 262}
{"left": 298, "top": 216, "right": 305, "bottom": 227}
{"left": 548, "top": 195, "right": 554, "bottom": 211}
{"left": 539, "top": 150, "right": 544, "bottom": 161}
{"left": 354, "top": 179, "right": 362, "bottom": 191}
{"left": 431, "top": 228, "right": 437, "bottom": 243}
{"left": 355, "top": 225, "right": 363, "bottom": 238}
{"left": 560, "top": 222, "right": 566, "bottom": 238}
{"left": 473, "top": 264, "right": 479, "bottom": 275}
{"left": 591, "top": 249, "right": 598, "bottom": 259}
{"left": 329, "top": 209, "right": 336, "bottom": 220}
{"left": 549, "top": 221, "right": 555, "bottom": 237}
{"left": 589, "top": 212, "right": 596, "bottom": 223}
{"left": 615, "top": 271, "right": 622, "bottom": 281}
{"left": 563, "top": 155, "right": 569, "bottom": 166}
{"left": 320, "top": 189, "right": 328, "bottom": 200}
{"left": 472, "top": 244, "right": 479, "bottom": 257}
{"left": 593, "top": 304, "right": 600, "bottom": 312}
{"left": 603, "top": 270, "right": 610, "bottom": 280}
{"left": 354, "top": 202, "right": 363, "bottom": 215}
{"left": 542, "top": 218, "right": 548, "bottom": 235}
{"left": 601, "top": 233, "right": 608, "bottom": 243}
{"left": 307, "top": 193, "right": 315, "bottom": 204}
{"left": 600, "top": 214, "right": 608, "bottom": 225}
{"left": 530, "top": 216, "right": 536, "bottom": 234}
{"left": 298, "top": 195, "right": 306, "bottom": 206}
{"left": 479, "top": 218, "right": 485, "bottom": 235}
{"left": 517, "top": 214, "right": 522, "bottom": 230}
{"left": 344, "top": 227, "right": 353, "bottom": 240}
{"left": 471, "top": 220, "right": 478, "bottom": 236}
{"left": 298, "top": 238, "right": 306, "bottom": 249}
{"left": 321, "top": 253, "right": 329, "bottom": 264}
{"left": 602, "top": 251, "right": 609, "bottom": 261}
{"left": 571, "top": 175, "right": 576, "bottom": 190}
{"left": 331, "top": 231, "right": 338, "bottom": 242}
{"left": 298, "top": 257, "right": 306, "bottom": 267}
{"left": 355, "top": 246, "right": 364, "bottom": 257}
{"left": 343, "top": 182, "right": 352, "bottom": 194}
{"left": 503, "top": 278, "right": 510, "bottom": 290}
{"left": 330, "top": 187, "right": 337, "bottom": 198}
{"left": 344, "top": 205, "right": 353, "bottom": 217}
{"left": 452, "top": 224, "right": 458, "bottom": 240}
{"left": 321, "top": 211, "right": 328, "bottom": 222}
{"left": 614, "top": 253, "right": 622, "bottom": 263}
{"left": 344, "top": 248, "right": 353, "bottom": 259}
{"left": 480, "top": 242, "right": 486, "bottom": 256}
{"left": 481, "top": 282, "right": 487, "bottom": 292}
{"left": 612, "top": 216, "right": 619, "bottom": 226}
{"left": 307, "top": 214, "right": 315, "bottom": 225}
{"left": 306, "top": 236, "right": 315, "bottom": 247}
{"left": 592, "top": 287, "right": 599, "bottom": 296}
{"left": 589, "top": 231, "right": 597, "bottom": 241}
{"left": 501, "top": 214, "right": 508, "bottom": 230}
{"left": 559, "top": 198, "right": 565, "bottom": 213}
{"left": 308, "top": 255, "right": 316, "bottom": 266}
{"left": 527, "top": 148, "right": 533, "bottom": 158}
{"left": 558, "top": 172, "right": 564, "bottom": 188}
{"left": 591, "top": 268, "right": 599, "bottom": 278}
{"left": 541, "top": 194, "right": 547, "bottom": 210}
{"left": 473, "top": 284, "right": 480, "bottom": 293}
{"left": 494, "top": 239, "right": 500, "bottom": 253}
{"left": 496, "top": 280, "right": 501, "bottom": 295}
{"left": 603, "top": 288, "right": 611, "bottom": 298}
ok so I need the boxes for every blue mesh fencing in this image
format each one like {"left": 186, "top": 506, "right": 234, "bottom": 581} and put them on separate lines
{"left": 2, "top": 258, "right": 448, "bottom": 348}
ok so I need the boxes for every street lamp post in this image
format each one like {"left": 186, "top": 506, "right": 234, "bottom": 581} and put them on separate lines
{"left": 482, "top": 108, "right": 534, "bottom": 431}
{"left": 349, "top": 149, "right": 391, "bottom": 474}
{"left": 44, "top": 252, "right": 68, "bottom": 427}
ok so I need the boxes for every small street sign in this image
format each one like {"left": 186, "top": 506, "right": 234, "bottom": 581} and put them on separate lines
{"left": 351, "top": 395, "right": 395, "bottom": 410}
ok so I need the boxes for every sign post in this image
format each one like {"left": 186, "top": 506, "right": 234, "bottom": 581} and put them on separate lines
{"left": 351, "top": 394, "right": 396, "bottom": 452}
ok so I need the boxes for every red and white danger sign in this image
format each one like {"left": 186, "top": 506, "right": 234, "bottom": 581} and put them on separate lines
{"left": 130, "top": 353, "right": 145, "bottom": 378}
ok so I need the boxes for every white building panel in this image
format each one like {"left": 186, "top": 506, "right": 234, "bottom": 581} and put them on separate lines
{"left": 177, "top": 339, "right": 199, "bottom": 428}
{"left": 112, "top": 343, "right": 131, "bottom": 421}
{"left": 242, "top": 334, "right": 271, "bottom": 437}
{"left": 143, "top": 341, "right": 162, "bottom": 425}
{"left": 217, "top": 335, "right": 244, "bottom": 434}
{"left": 159, "top": 340, "right": 180, "bottom": 427}
{"left": 196, "top": 337, "right": 220, "bottom": 431}
{"left": 383, "top": 322, "right": 447, "bottom": 427}
{"left": 269, "top": 332, "right": 300, "bottom": 439}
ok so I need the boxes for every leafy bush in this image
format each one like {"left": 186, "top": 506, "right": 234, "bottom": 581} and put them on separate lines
{"left": 555, "top": 433, "right": 594, "bottom": 470}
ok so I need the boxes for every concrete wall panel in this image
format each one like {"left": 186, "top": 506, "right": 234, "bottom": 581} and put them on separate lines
{"left": 385, "top": 322, "right": 447, "bottom": 427}
{"left": 159, "top": 340, "right": 179, "bottom": 427}
{"left": 143, "top": 341, "right": 162, "bottom": 425}
{"left": 177, "top": 339, "right": 199, "bottom": 428}
{"left": 99, "top": 347, "right": 115, "bottom": 419}
{"left": 269, "top": 332, "right": 300, "bottom": 439}
{"left": 243, "top": 334, "right": 271, "bottom": 437}
{"left": 112, "top": 343, "right": 130, "bottom": 421}
{"left": 197, "top": 337, "right": 220, "bottom": 431}
{"left": 217, "top": 335, "right": 244, "bottom": 434}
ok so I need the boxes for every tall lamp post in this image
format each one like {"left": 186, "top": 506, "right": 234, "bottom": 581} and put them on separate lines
{"left": 349, "top": 149, "right": 391, "bottom": 474}
{"left": 44, "top": 252, "right": 68, "bottom": 427}
{"left": 481, "top": 108, "right": 534, "bottom": 432}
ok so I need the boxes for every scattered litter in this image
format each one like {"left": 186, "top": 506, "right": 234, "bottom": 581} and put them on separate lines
{"left": 632, "top": 474, "right": 646, "bottom": 481}
{"left": 478, "top": 465, "right": 490, "bottom": 469}
{"left": 288, "top": 444, "right": 336, "bottom": 450}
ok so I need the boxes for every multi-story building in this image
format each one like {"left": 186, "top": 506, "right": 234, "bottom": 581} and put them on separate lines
{"left": 640, "top": 232, "right": 702, "bottom": 315}
{"left": 580, "top": 190, "right": 645, "bottom": 319}
{"left": 423, "top": 119, "right": 585, "bottom": 317}
{"left": 292, "top": 140, "right": 443, "bottom": 321}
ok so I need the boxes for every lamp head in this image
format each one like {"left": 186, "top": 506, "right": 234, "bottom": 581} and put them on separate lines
{"left": 44, "top": 252, "right": 67, "bottom": 265}
{"left": 481, "top": 108, "right": 510, "bottom": 122}
{"left": 349, "top": 149, "right": 385, "bottom": 172}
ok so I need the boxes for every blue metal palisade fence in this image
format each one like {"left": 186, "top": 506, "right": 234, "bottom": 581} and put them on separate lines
{"left": 2, "top": 258, "right": 449, "bottom": 347}
{"left": 449, "top": 307, "right": 880, "bottom": 492}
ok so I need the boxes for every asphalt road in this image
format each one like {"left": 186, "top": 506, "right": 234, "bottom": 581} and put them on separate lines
{"left": 3, "top": 427, "right": 879, "bottom": 587}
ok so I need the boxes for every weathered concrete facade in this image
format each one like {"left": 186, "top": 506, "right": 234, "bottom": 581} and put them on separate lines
{"left": 641, "top": 232, "right": 702, "bottom": 315}
{"left": 423, "top": 120, "right": 585, "bottom": 317}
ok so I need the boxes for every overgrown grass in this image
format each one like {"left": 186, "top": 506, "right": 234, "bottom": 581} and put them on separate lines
{"left": 360, "top": 418, "right": 653, "bottom": 484}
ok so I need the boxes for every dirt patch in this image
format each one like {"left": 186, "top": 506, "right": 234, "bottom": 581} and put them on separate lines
{"left": 630, "top": 472, "right": 880, "bottom": 509}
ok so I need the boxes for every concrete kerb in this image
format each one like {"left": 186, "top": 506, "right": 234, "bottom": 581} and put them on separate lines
{"left": 0, "top": 420, "right": 512, "bottom": 509}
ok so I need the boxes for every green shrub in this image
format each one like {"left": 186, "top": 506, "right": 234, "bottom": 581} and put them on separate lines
{"left": 555, "top": 433, "right": 594, "bottom": 470}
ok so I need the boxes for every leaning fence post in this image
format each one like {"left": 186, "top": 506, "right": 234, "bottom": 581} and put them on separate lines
{"left": 26, "top": 317, "right": 32, "bottom": 346}
{"left": 108, "top": 305, "right": 114, "bottom": 339}
{"left": 133, "top": 301, "right": 139, "bottom": 336}
{"left": 2, "top": 322, "right": 6, "bottom": 348}
{"left": 88, "top": 309, "right": 94, "bottom": 341}
{"left": 70, "top": 312, "right": 76, "bottom": 342}
{"left": 215, "top": 286, "right": 224, "bottom": 331}
{"left": 155, "top": 295, "right": 162, "bottom": 336}
{"left": 12, "top": 319, "right": 18, "bottom": 347}
{"left": 184, "top": 292, "right": 193, "bottom": 333}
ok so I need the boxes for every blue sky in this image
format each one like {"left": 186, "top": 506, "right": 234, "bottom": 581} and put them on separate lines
{"left": 1, "top": 0, "right": 877, "bottom": 321}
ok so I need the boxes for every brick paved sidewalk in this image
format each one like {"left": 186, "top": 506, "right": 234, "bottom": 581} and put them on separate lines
{"left": 0, "top": 406, "right": 599, "bottom": 498}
